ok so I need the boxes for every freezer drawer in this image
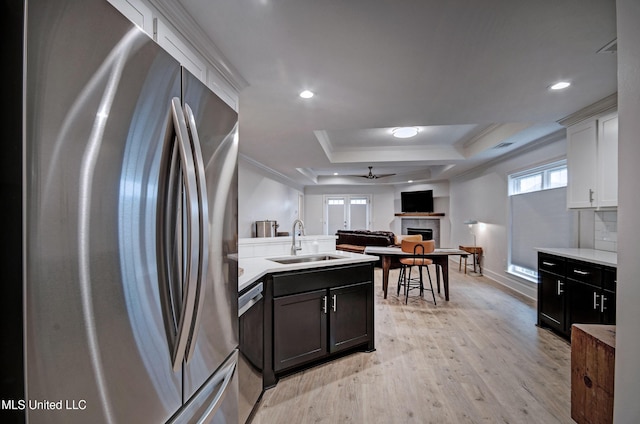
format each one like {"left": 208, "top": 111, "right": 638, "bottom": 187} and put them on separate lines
{"left": 169, "top": 350, "right": 239, "bottom": 424}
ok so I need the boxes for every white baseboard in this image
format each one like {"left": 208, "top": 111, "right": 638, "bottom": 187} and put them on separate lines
{"left": 448, "top": 257, "right": 537, "bottom": 300}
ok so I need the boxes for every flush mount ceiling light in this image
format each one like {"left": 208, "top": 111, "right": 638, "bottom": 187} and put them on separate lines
{"left": 392, "top": 127, "right": 419, "bottom": 139}
{"left": 299, "top": 90, "right": 314, "bottom": 99}
{"left": 549, "top": 81, "right": 571, "bottom": 90}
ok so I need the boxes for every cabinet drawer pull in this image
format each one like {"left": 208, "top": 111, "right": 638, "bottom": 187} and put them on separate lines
{"left": 332, "top": 294, "right": 337, "bottom": 312}
{"left": 542, "top": 261, "right": 556, "bottom": 267}
{"left": 601, "top": 296, "right": 607, "bottom": 313}
{"left": 573, "top": 269, "right": 590, "bottom": 276}
{"left": 557, "top": 280, "right": 564, "bottom": 295}
{"left": 593, "top": 292, "right": 600, "bottom": 310}
{"left": 322, "top": 296, "right": 327, "bottom": 314}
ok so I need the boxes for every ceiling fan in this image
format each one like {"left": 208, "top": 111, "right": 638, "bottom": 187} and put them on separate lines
{"left": 353, "top": 166, "right": 396, "bottom": 180}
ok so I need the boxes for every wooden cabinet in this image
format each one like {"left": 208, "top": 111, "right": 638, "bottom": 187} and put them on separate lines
{"left": 329, "top": 282, "right": 373, "bottom": 353}
{"left": 273, "top": 289, "right": 327, "bottom": 371}
{"left": 538, "top": 253, "right": 616, "bottom": 339}
{"left": 571, "top": 324, "right": 615, "bottom": 424}
{"left": 270, "top": 264, "right": 374, "bottom": 374}
{"left": 566, "top": 112, "right": 618, "bottom": 209}
{"left": 273, "top": 281, "right": 372, "bottom": 372}
{"left": 567, "top": 260, "right": 616, "bottom": 328}
{"left": 538, "top": 253, "right": 568, "bottom": 335}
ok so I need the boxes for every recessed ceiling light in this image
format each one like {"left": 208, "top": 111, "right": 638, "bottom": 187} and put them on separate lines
{"left": 333, "top": 172, "right": 339, "bottom": 176}
{"left": 549, "top": 81, "right": 571, "bottom": 90}
{"left": 392, "top": 127, "right": 419, "bottom": 139}
{"left": 299, "top": 90, "right": 314, "bottom": 99}
{"left": 407, "top": 180, "right": 413, "bottom": 183}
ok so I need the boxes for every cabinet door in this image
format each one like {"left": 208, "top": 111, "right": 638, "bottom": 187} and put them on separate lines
{"left": 540, "top": 272, "right": 566, "bottom": 332}
{"left": 273, "top": 289, "right": 327, "bottom": 371}
{"left": 329, "top": 282, "right": 373, "bottom": 354}
{"left": 601, "top": 290, "right": 616, "bottom": 325}
{"left": 597, "top": 112, "right": 618, "bottom": 208}
{"left": 569, "top": 281, "right": 602, "bottom": 327}
{"left": 567, "top": 119, "right": 598, "bottom": 208}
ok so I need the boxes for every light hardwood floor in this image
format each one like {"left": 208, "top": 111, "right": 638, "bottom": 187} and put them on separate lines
{"left": 251, "top": 265, "right": 573, "bottom": 424}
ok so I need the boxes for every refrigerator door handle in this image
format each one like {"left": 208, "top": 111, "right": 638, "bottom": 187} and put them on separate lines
{"left": 195, "top": 358, "right": 237, "bottom": 424}
{"left": 183, "top": 102, "right": 210, "bottom": 362}
{"left": 166, "top": 97, "right": 201, "bottom": 371}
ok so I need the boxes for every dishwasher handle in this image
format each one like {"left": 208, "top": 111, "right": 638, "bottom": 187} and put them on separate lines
{"left": 239, "top": 282, "right": 264, "bottom": 317}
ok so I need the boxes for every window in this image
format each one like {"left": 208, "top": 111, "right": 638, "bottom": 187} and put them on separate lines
{"left": 508, "top": 160, "right": 573, "bottom": 282}
{"left": 509, "top": 160, "right": 567, "bottom": 195}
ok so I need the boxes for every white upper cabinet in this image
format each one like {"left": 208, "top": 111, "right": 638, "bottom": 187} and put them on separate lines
{"left": 106, "top": 0, "right": 154, "bottom": 36}
{"left": 566, "top": 112, "right": 618, "bottom": 209}
{"left": 106, "top": 0, "right": 240, "bottom": 111}
{"left": 155, "top": 18, "right": 206, "bottom": 82}
{"left": 596, "top": 112, "right": 619, "bottom": 208}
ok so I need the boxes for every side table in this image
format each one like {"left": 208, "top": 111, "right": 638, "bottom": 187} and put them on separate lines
{"left": 458, "top": 245, "right": 483, "bottom": 275}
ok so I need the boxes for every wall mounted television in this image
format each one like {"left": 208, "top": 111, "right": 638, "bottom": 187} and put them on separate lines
{"left": 401, "top": 190, "right": 434, "bottom": 213}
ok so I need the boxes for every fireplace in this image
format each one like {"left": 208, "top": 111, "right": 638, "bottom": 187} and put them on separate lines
{"left": 401, "top": 218, "right": 440, "bottom": 247}
{"left": 407, "top": 228, "right": 433, "bottom": 240}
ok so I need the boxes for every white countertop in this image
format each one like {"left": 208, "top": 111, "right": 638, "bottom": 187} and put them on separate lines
{"left": 536, "top": 247, "right": 617, "bottom": 268}
{"left": 238, "top": 250, "right": 378, "bottom": 292}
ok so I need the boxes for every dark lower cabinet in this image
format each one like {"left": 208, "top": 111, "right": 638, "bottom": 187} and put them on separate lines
{"left": 273, "top": 289, "right": 327, "bottom": 372}
{"left": 273, "top": 281, "right": 373, "bottom": 372}
{"left": 538, "top": 252, "right": 616, "bottom": 340}
{"left": 268, "top": 263, "right": 375, "bottom": 381}
{"left": 539, "top": 271, "right": 566, "bottom": 333}
{"left": 329, "top": 282, "right": 373, "bottom": 353}
{"left": 569, "top": 281, "right": 616, "bottom": 327}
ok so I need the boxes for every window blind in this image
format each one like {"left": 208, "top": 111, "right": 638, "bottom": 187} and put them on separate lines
{"left": 510, "top": 187, "right": 574, "bottom": 272}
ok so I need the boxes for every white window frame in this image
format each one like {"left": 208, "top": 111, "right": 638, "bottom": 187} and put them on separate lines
{"left": 323, "top": 194, "right": 372, "bottom": 234}
{"left": 508, "top": 160, "right": 567, "bottom": 196}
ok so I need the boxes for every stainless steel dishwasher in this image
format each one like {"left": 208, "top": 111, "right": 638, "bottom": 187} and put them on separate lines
{"left": 238, "top": 281, "right": 264, "bottom": 424}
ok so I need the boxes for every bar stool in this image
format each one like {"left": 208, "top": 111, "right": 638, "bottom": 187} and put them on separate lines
{"left": 397, "top": 239, "right": 436, "bottom": 305}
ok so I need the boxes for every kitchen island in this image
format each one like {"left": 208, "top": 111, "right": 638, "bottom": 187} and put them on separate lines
{"left": 237, "top": 236, "right": 378, "bottom": 420}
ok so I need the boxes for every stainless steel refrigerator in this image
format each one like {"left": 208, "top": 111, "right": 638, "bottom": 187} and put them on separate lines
{"left": 3, "top": 0, "right": 239, "bottom": 422}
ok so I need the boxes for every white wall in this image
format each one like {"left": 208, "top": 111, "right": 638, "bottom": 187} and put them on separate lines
{"left": 449, "top": 135, "right": 568, "bottom": 298}
{"left": 238, "top": 157, "right": 303, "bottom": 238}
{"left": 303, "top": 185, "right": 395, "bottom": 235}
{"left": 614, "top": 0, "right": 640, "bottom": 421}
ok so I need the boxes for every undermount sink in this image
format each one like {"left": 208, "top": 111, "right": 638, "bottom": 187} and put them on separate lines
{"left": 267, "top": 254, "right": 347, "bottom": 264}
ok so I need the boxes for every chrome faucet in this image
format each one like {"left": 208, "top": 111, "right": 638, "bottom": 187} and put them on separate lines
{"left": 291, "top": 219, "right": 306, "bottom": 255}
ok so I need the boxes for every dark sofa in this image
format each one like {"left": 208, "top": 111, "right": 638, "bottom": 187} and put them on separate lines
{"left": 335, "top": 230, "right": 396, "bottom": 253}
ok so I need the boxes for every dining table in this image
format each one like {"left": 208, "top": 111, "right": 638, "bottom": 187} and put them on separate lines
{"left": 363, "top": 246, "right": 470, "bottom": 301}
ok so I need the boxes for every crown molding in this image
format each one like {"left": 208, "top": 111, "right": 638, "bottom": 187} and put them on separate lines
{"left": 451, "top": 129, "right": 566, "bottom": 182}
{"left": 149, "top": 0, "right": 248, "bottom": 92}
{"left": 239, "top": 154, "right": 305, "bottom": 191}
{"left": 557, "top": 93, "right": 618, "bottom": 127}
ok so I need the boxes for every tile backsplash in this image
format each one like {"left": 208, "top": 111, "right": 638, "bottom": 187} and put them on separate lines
{"left": 595, "top": 211, "right": 617, "bottom": 252}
